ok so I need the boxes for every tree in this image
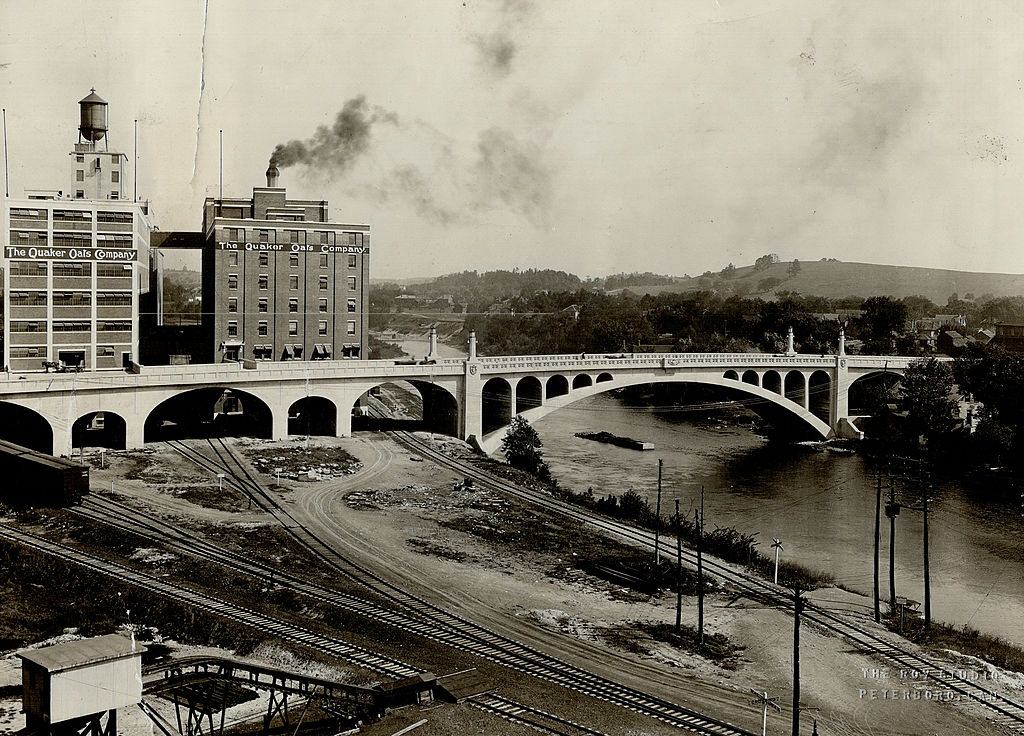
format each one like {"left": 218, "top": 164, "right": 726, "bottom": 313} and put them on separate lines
{"left": 500, "top": 416, "right": 550, "bottom": 478}
{"left": 787, "top": 259, "right": 801, "bottom": 278}
{"left": 900, "top": 358, "right": 960, "bottom": 445}
{"left": 720, "top": 263, "right": 737, "bottom": 279}
{"left": 753, "top": 253, "right": 779, "bottom": 272}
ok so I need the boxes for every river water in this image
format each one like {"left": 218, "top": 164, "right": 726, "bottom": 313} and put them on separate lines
{"left": 530, "top": 393, "right": 1024, "bottom": 643}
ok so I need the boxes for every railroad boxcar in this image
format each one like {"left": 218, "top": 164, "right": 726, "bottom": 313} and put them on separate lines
{"left": 0, "top": 439, "right": 90, "bottom": 507}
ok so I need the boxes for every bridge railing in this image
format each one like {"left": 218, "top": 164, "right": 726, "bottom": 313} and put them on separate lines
{"left": 475, "top": 352, "right": 838, "bottom": 371}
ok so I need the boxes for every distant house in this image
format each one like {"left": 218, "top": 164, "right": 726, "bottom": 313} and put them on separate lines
{"left": 937, "top": 330, "right": 975, "bottom": 354}
{"left": 991, "top": 322, "right": 1024, "bottom": 352}
{"left": 975, "top": 328, "right": 995, "bottom": 345}
{"left": 910, "top": 314, "right": 969, "bottom": 351}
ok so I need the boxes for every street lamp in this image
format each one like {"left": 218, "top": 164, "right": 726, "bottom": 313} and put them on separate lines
{"left": 771, "top": 537, "right": 784, "bottom": 585}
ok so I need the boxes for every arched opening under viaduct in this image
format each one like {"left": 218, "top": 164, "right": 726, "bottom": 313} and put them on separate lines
{"left": 516, "top": 376, "right": 543, "bottom": 414}
{"left": 723, "top": 370, "right": 739, "bottom": 381}
{"left": 288, "top": 397, "right": 337, "bottom": 437}
{"left": 762, "top": 370, "right": 782, "bottom": 395}
{"left": 144, "top": 388, "right": 274, "bottom": 442}
{"left": 572, "top": 374, "right": 593, "bottom": 390}
{"left": 808, "top": 371, "right": 832, "bottom": 423}
{"left": 596, "top": 372, "right": 614, "bottom": 383}
{"left": 546, "top": 375, "right": 569, "bottom": 399}
{"left": 353, "top": 380, "right": 459, "bottom": 436}
{"left": 72, "top": 411, "right": 127, "bottom": 450}
{"left": 784, "top": 370, "right": 806, "bottom": 407}
{"left": 482, "top": 377, "right": 513, "bottom": 434}
{"left": 0, "top": 402, "right": 54, "bottom": 454}
{"left": 848, "top": 371, "right": 903, "bottom": 415}
{"left": 741, "top": 370, "right": 759, "bottom": 386}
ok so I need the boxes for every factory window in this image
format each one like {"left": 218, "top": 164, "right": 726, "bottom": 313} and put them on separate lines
{"left": 289, "top": 275, "right": 299, "bottom": 290}
{"left": 98, "top": 321, "right": 131, "bottom": 332}
{"left": 228, "top": 274, "right": 238, "bottom": 290}
{"left": 76, "top": 154, "right": 84, "bottom": 163}
{"left": 53, "top": 292, "right": 92, "bottom": 306}
{"left": 288, "top": 320, "right": 298, "bottom": 336}
{"left": 96, "top": 292, "right": 132, "bottom": 306}
{"left": 111, "top": 171, "right": 119, "bottom": 183}
{"left": 52, "top": 321, "right": 90, "bottom": 332}
{"left": 98, "top": 211, "right": 132, "bottom": 223}
{"left": 259, "top": 230, "right": 270, "bottom": 243}
{"left": 347, "top": 298, "right": 356, "bottom": 313}
{"left": 348, "top": 255, "right": 357, "bottom": 269}
{"left": 347, "top": 320, "right": 356, "bottom": 335}
{"left": 259, "top": 253, "right": 269, "bottom": 267}
{"left": 97, "top": 346, "right": 115, "bottom": 357}
{"left": 318, "top": 320, "right": 328, "bottom": 336}
{"left": 318, "top": 231, "right": 332, "bottom": 245}
{"left": 97, "top": 263, "right": 130, "bottom": 277}
{"left": 288, "top": 297, "right": 298, "bottom": 313}
{"left": 347, "top": 276, "right": 357, "bottom": 291}
{"left": 258, "top": 274, "right": 269, "bottom": 290}
{"left": 228, "top": 321, "right": 238, "bottom": 337}
{"left": 289, "top": 231, "right": 299, "bottom": 244}
{"left": 110, "top": 191, "right": 119, "bottom": 199}
{"left": 290, "top": 254, "right": 299, "bottom": 268}
{"left": 9, "top": 321, "right": 44, "bottom": 332}
{"left": 319, "top": 253, "right": 328, "bottom": 268}
{"left": 231, "top": 227, "right": 245, "bottom": 241}
{"left": 76, "top": 170, "right": 84, "bottom": 181}
{"left": 75, "top": 190, "right": 84, "bottom": 199}
{"left": 258, "top": 321, "right": 268, "bottom": 336}
{"left": 228, "top": 251, "right": 238, "bottom": 266}
{"left": 318, "top": 298, "right": 328, "bottom": 313}
{"left": 9, "top": 261, "right": 47, "bottom": 276}
{"left": 319, "top": 276, "right": 328, "bottom": 291}
{"left": 228, "top": 297, "right": 237, "bottom": 313}
{"left": 53, "top": 262, "right": 91, "bottom": 277}
{"left": 253, "top": 345, "right": 273, "bottom": 360}
{"left": 258, "top": 297, "right": 268, "bottom": 313}
{"left": 9, "top": 292, "right": 47, "bottom": 306}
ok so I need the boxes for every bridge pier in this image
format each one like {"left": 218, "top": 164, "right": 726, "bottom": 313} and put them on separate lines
{"left": 272, "top": 410, "right": 288, "bottom": 442}
{"left": 461, "top": 362, "right": 483, "bottom": 443}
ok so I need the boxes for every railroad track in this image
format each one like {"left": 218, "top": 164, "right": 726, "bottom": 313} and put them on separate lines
{"left": 0, "top": 522, "right": 609, "bottom": 736}
{"left": 158, "top": 437, "right": 754, "bottom": 736}
{"left": 388, "top": 428, "right": 1024, "bottom": 734}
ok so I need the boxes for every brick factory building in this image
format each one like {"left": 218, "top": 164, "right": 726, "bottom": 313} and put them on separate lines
{"left": 200, "top": 163, "right": 369, "bottom": 363}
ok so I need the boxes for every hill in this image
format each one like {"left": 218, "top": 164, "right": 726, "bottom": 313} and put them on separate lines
{"left": 619, "top": 260, "right": 1024, "bottom": 303}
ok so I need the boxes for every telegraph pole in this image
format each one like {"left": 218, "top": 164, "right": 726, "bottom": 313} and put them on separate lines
{"left": 873, "top": 467, "right": 882, "bottom": 623}
{"left": 749, "top": 690, "right": 781, "bottom": 736}
{"left": 885, "top": 479, "right": 900, "bottom": 614}
{"left": 697, "top": 485, "right": 705, "bottom": 644}
{"left": 792, "top": 586, "right": 805, "bottom": 736}
{"left": 654, "top": 459, "right": 663, "bottom": 566}
{"left": 675, "top": 499, "right": 683, "bottom": 633}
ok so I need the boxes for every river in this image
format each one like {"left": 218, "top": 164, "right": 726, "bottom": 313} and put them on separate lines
{"left": 530, "top": 393, "right": 1024, "bottom": 643}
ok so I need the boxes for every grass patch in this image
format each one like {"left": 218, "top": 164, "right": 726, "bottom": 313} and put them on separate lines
{"left": 598, "top": 621, "right": 745, "bottom": 670}
{"left": 407, "top": 538, "right": 470, "bottom": 563}
{"left": 898, "top": 617, "right": 1024, "bottom": 674}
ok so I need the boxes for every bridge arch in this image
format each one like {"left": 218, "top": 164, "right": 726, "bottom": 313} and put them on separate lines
{"left": 546, "top": 375, "right": 569, "bottom": 399}
{"left": 596, "top": 372, "right": 614, "bottom": 383}
{"left": 723, "top": 370, "right": 739, "bottom": 381}
{"left": 477, "top": 372, "right": 833, "bottom": 454}
{"left": 72, "top": 411, "right": 127, "bottom": 450}
{"left": 762, "top": 370, "right": 782, "bottom": 395}
{"left": 784, "top": 370, "right": 806, "bottom": 408}
{"left": 808, "top": 370, "right": 831, "bottom": 423}
{"left": 515, "top": 376, "right": 543, "bottom": 414}
{"left": 144, "top": 387, "right": 275, "bottom": 442}
{"left": 572, "top": 374, "right": 593, "bottom": 390}
{"left": 0, "top": 401, "right": 54, "bottom": 454}
{"left": 288, "top": 396, "right": 337, "bottom": 437}
{"left": 741, "top": 370, "right": 759, "bottom": 386}
{"left": 482, "top": 377, "right": 513, "bottom": 434}
{"left": 848, "top": 370, "right": 904, "bottom": 414}
{"left": 352, "top": 379, "right": 459, "bottom": 436}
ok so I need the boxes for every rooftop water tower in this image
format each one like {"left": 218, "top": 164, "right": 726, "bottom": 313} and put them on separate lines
{"left": 78, "top": 89, "right": 108, "bottom": 149}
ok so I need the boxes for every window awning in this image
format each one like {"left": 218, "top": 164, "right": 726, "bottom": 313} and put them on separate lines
{"left": 219, "top": 340, "right": 244, "bottom": 350}
{"left": 282, "top": 345, "right": 294, "bottom": 357}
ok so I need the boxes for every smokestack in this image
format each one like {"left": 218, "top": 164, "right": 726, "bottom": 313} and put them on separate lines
{"left": 266, "top": 161, "right": 280, "bottom": 188}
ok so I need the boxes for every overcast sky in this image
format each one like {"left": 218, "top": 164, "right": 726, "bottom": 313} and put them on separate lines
{"left": 3, "top": 1, "right": 1024, "bottom": 278}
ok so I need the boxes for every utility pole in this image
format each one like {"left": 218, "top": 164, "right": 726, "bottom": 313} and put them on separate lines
{"left": 922, "top": 487, "right": 931, "bottom": 629}
{"left": 792, "top": 586, "right": 805, "bottom": 736}
{"left": 873, "top": 466, "right": 882, "bottom": 623}
{"left": 885, "top": 478, "right": 900, "bottom": 614}
{"left": 697, "top": 485, "right": 705, "bottom": 644}
{"left": 654, "top": 459, "right": 663, "bottom": 566}
{"left": 675, "top": 498, "right": 683, "bottom": 633}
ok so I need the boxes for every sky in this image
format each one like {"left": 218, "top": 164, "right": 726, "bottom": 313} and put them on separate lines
{"left": 3, "top": 0, "right": 1024, "bottom": 278}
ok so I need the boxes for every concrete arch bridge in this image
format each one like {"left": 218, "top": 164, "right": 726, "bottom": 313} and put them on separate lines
{"left": 0, "top": 339, "right": 917, "bottom": 456}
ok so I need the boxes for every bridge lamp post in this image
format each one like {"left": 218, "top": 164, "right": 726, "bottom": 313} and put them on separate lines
{"left": 217, "top": 473, "right": 225, "bottom": 491}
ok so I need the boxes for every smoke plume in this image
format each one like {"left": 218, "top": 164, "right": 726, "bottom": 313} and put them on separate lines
{"left": 469, "top": 0, "right": 534, "bottom": 76}
{"left": 270, "top": 95, "right": 398, "bottom": 171}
